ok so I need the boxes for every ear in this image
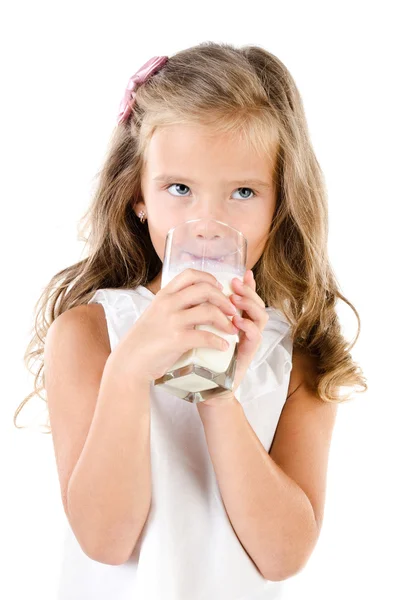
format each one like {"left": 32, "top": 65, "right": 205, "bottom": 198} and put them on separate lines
{"left": 133, "top": 197, "right": 146, "bottom": 216}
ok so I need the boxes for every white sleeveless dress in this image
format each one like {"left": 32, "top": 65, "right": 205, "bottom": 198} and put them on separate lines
{"left": 56, "top": 285, "right": 293, "bottom": 600}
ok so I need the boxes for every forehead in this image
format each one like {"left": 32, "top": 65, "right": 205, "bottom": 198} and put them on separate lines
{"left": 143, "top": 123, "right": 277, "bottom": 178}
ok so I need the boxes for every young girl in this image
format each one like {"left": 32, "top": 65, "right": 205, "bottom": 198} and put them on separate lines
{"left": 16, "top": 42, "right": 367, "bottom": 600}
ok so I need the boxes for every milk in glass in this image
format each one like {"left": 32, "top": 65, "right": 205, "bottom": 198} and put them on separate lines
{"left": 159, "top": 268, "right": 243, "bottom": 393}
{"left": 153, "top": 218, "right": 247, "bottom": 403}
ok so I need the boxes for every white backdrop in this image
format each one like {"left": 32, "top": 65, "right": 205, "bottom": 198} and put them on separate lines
{"left": 2, "top": 1, "right": 408, "bottom": 598}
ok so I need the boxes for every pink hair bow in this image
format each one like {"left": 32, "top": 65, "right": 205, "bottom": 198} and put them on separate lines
{"left": 117, "top": 56, "right": 169, "bottom": 125}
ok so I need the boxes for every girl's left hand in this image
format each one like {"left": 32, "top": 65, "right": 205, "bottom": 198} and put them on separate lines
{"left": 196, "top": 269, "right": 269, "bottom": 412}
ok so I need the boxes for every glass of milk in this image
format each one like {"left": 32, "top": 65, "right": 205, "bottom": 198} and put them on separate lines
{"left": 154, "top": 218, "right": 247, "bottom": 404}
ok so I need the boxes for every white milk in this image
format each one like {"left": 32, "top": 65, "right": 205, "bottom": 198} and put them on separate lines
{"left": 160, "top": 270, "right": 243, "bottom": 393}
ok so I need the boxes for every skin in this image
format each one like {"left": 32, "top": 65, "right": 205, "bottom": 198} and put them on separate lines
{"left": 132, "top": 122, "right": 280, "bottom": 406}
{"left": 129, "top": 123, "right": 338, "bottom": 579}
{"left": 133, "top": 122, "right": 278, "bottom": 294}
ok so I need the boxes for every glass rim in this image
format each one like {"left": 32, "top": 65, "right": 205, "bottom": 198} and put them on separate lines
{"left": 167, "top": 218, "right": 248, "bottom": 242}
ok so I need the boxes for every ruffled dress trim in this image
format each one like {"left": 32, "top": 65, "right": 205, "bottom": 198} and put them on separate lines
{"left": 88, "top": 285, "right": 293, "bottom": 402}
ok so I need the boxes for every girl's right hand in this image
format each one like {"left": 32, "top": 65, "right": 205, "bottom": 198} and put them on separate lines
{"left": 111, "top": 269, "right": 239, "bottom": 383}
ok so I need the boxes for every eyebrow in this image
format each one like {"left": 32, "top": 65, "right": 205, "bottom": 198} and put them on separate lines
{"left": 153, "top": 174, "right": 273, "bottom": 189}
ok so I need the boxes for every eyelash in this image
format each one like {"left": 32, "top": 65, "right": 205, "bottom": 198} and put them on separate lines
{"left": 165, "top": 183, "right": 257, "bottom": 200}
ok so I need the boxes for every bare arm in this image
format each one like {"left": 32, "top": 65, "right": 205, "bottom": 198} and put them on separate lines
{"left": 197, "top": 350, "right": 338, "bottom": 581}
{"left": 198, "top": 398, "right": 318, "bottom": 582}
{"left": 45, "top": 304, "right": 152, "bottom": 566}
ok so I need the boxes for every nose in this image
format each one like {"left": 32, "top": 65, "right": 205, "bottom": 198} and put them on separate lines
{"left": 196, "top": 232, "right": 221, "bottom": 242}
{"left": 191, "top": 218, "right": 227, "bottom": 240}
{"left": 178, "top": 218, "right": 243, "bottom": 261}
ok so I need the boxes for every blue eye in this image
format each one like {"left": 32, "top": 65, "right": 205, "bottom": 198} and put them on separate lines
{"left": 232, "top": 187, "right": 255, "bottom": 200}
{"left": 166, "top": 184, "right": 256, "bottom": 200}
{"left": 166, "top": 183, "right": 191, "bottom": 196}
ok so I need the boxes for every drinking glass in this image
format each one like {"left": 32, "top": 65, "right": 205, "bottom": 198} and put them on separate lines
{"left": 154, "top": 218, "right": 247, "bottom": 403}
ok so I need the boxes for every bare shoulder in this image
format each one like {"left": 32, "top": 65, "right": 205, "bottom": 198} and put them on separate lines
{"left": 286, "top": 347, "right": 320, "bottom": 400}
{"left": 47, "top": 302, "right": 110, "bottom": 354}
{"left": 44, "top": 302, "right": 111, "bottom": 517}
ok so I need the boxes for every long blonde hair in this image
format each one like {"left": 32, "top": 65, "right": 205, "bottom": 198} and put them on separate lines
{"left": 15, "top": 41, "right": 367, "bottom": 432}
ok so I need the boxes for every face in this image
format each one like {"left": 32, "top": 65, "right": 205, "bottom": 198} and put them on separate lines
{"left": 134, "top": 123, "right": 278, "bottom": 293}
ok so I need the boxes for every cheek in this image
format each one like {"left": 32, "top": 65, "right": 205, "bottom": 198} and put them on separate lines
{"left": 146, "top": 224, "right": 167, "bottom": 262}
{"left": 246, "top": 231, "right": 270, "bottom": 265}
{"left": 147, "top": 215, "right": 182, "bottom": 263}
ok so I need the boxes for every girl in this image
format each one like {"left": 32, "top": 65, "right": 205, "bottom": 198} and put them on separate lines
{"left": 15, "top": 42, "right": 367, "bottom": 600}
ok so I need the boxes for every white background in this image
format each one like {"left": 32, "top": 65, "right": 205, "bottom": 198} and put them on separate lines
{"left": 1, "top": 1, "right": 408, "bottom": 598}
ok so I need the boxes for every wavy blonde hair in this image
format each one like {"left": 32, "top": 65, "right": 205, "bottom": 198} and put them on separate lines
{"left": 15, "top": 41, "right": 367, "bottom": 433}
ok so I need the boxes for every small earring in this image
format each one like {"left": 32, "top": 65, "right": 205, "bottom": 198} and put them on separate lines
{"left": 137, "top": 210, "right": 147, "bottom": 223}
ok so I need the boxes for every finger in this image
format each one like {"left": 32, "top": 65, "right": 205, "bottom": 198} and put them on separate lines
{"left": 176, "top": 282, "right": 237, "bottom": 314}
{"left": 230, "top": 295, "right": 268, "bottom": 327}
{"left": 232, "top": 315, "right": 262, "bottom": 342}
{"left": 244, "top": 269, "right": 253, "bottom": 288}
{"left": 231, "top": 281, "right": 264, "bottom": 308}
{"left": 244, "top": 269, "right": 256, "bottom": 294}
{"left": 249, "top": 269, "right": 256, "bottom": 291}
{"left": 183, "top": 303, "right": 239, "bottom": 334}
{"left": 231, "top": 275, "right": 264, "bottom": 308}
{"left": 164, "top": 268, "right": 221, "bottom": 295}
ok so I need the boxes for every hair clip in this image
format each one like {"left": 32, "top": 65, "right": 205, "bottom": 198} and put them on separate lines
{"left": 117, "top": 56, "right": 169, "bottom": 125}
